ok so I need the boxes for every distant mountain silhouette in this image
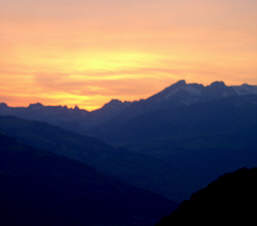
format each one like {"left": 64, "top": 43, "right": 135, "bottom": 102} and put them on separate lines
{"left": 0, "top": 102, "right": 92, "bottom": 133}
{"left": 148, "top": 80, "right": 257, "bottom": 104}
{"left": 0, "top": 100, "right": 130, "bottom": 133}
{"left": 0, "top": 133, "right": 176, "bottom": 226}
{"left": 0, "top": 80, "right": 256, "bottom": 133}
{"left": 90, "top": 80, "right": 257, "bottom": 129}
{"left": 156, "top": 168, "right": 257, "bottom": 225}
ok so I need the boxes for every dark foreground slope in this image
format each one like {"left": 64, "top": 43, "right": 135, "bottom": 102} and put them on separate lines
{"left": 157, "top": 168, "right": 257, "bottom": 225}
{"left": 0, "top": 134, "right": 176, "bottom": 226}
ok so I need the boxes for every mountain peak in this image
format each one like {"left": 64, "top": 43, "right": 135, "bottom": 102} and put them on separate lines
{"left": 209, "top": 81, "right": 226, "bottom": 88}
{"left": 241, "top": 83, "right": 251, "bottom": 87}
{"left": 0, "top": 103, "right": 8, "bottom": 109}
{"left": 73, "top": 105, "right": 81, "bottom": 111}
{"left": 101, "top": 99, "right": 124, "bottom": 109}
{"left": 28, "top": 103, "right": 44, "bottom": 109}
{"left": 173, "top": 80, "right": 187, "bottom": 87}
{"left": 108, "top": 99, "right": 123, "bottom": 105}
{"left": 94, "top": 99, "right": 131, "bottom": 114}
{"left": 233, "top": 83, "right": 257, "bottom": 95}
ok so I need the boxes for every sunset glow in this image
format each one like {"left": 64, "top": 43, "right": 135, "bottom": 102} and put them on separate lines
{"left": 1, "top": 0, "right": 257, "bottom": 110}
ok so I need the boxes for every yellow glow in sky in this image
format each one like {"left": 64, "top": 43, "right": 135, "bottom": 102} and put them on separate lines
{"left": 1, "top": 0, "right": 257, "bottom": 110}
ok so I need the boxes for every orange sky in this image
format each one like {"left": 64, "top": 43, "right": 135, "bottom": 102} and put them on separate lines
{"left": 1, "top": 0, "right": 257, "bottom": 110}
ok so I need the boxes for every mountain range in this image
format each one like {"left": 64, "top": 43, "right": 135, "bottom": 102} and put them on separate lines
{"left": 0, "top": 80, "right": 256, "bottom": 202}
{"left": 0, "top": 80, "right": 256, "bottom": 133}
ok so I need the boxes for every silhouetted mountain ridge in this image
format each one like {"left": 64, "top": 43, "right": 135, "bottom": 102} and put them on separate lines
{"left": 0, "top": 80, "right": 256, "bottom": 133}
{"left": 156, "top": 167, "right": 257, "bottom": 225}
{"left": 145, "top": 80, "right": 256, "bottom": 106}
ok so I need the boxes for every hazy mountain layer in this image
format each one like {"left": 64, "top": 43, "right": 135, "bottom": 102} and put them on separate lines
{"left": 0, "top": 133, "right": 176, "bottom": 226}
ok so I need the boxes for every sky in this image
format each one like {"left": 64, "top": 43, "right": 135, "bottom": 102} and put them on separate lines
{"left": 1, "top": 0, "right": 257, "bottom": 110}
